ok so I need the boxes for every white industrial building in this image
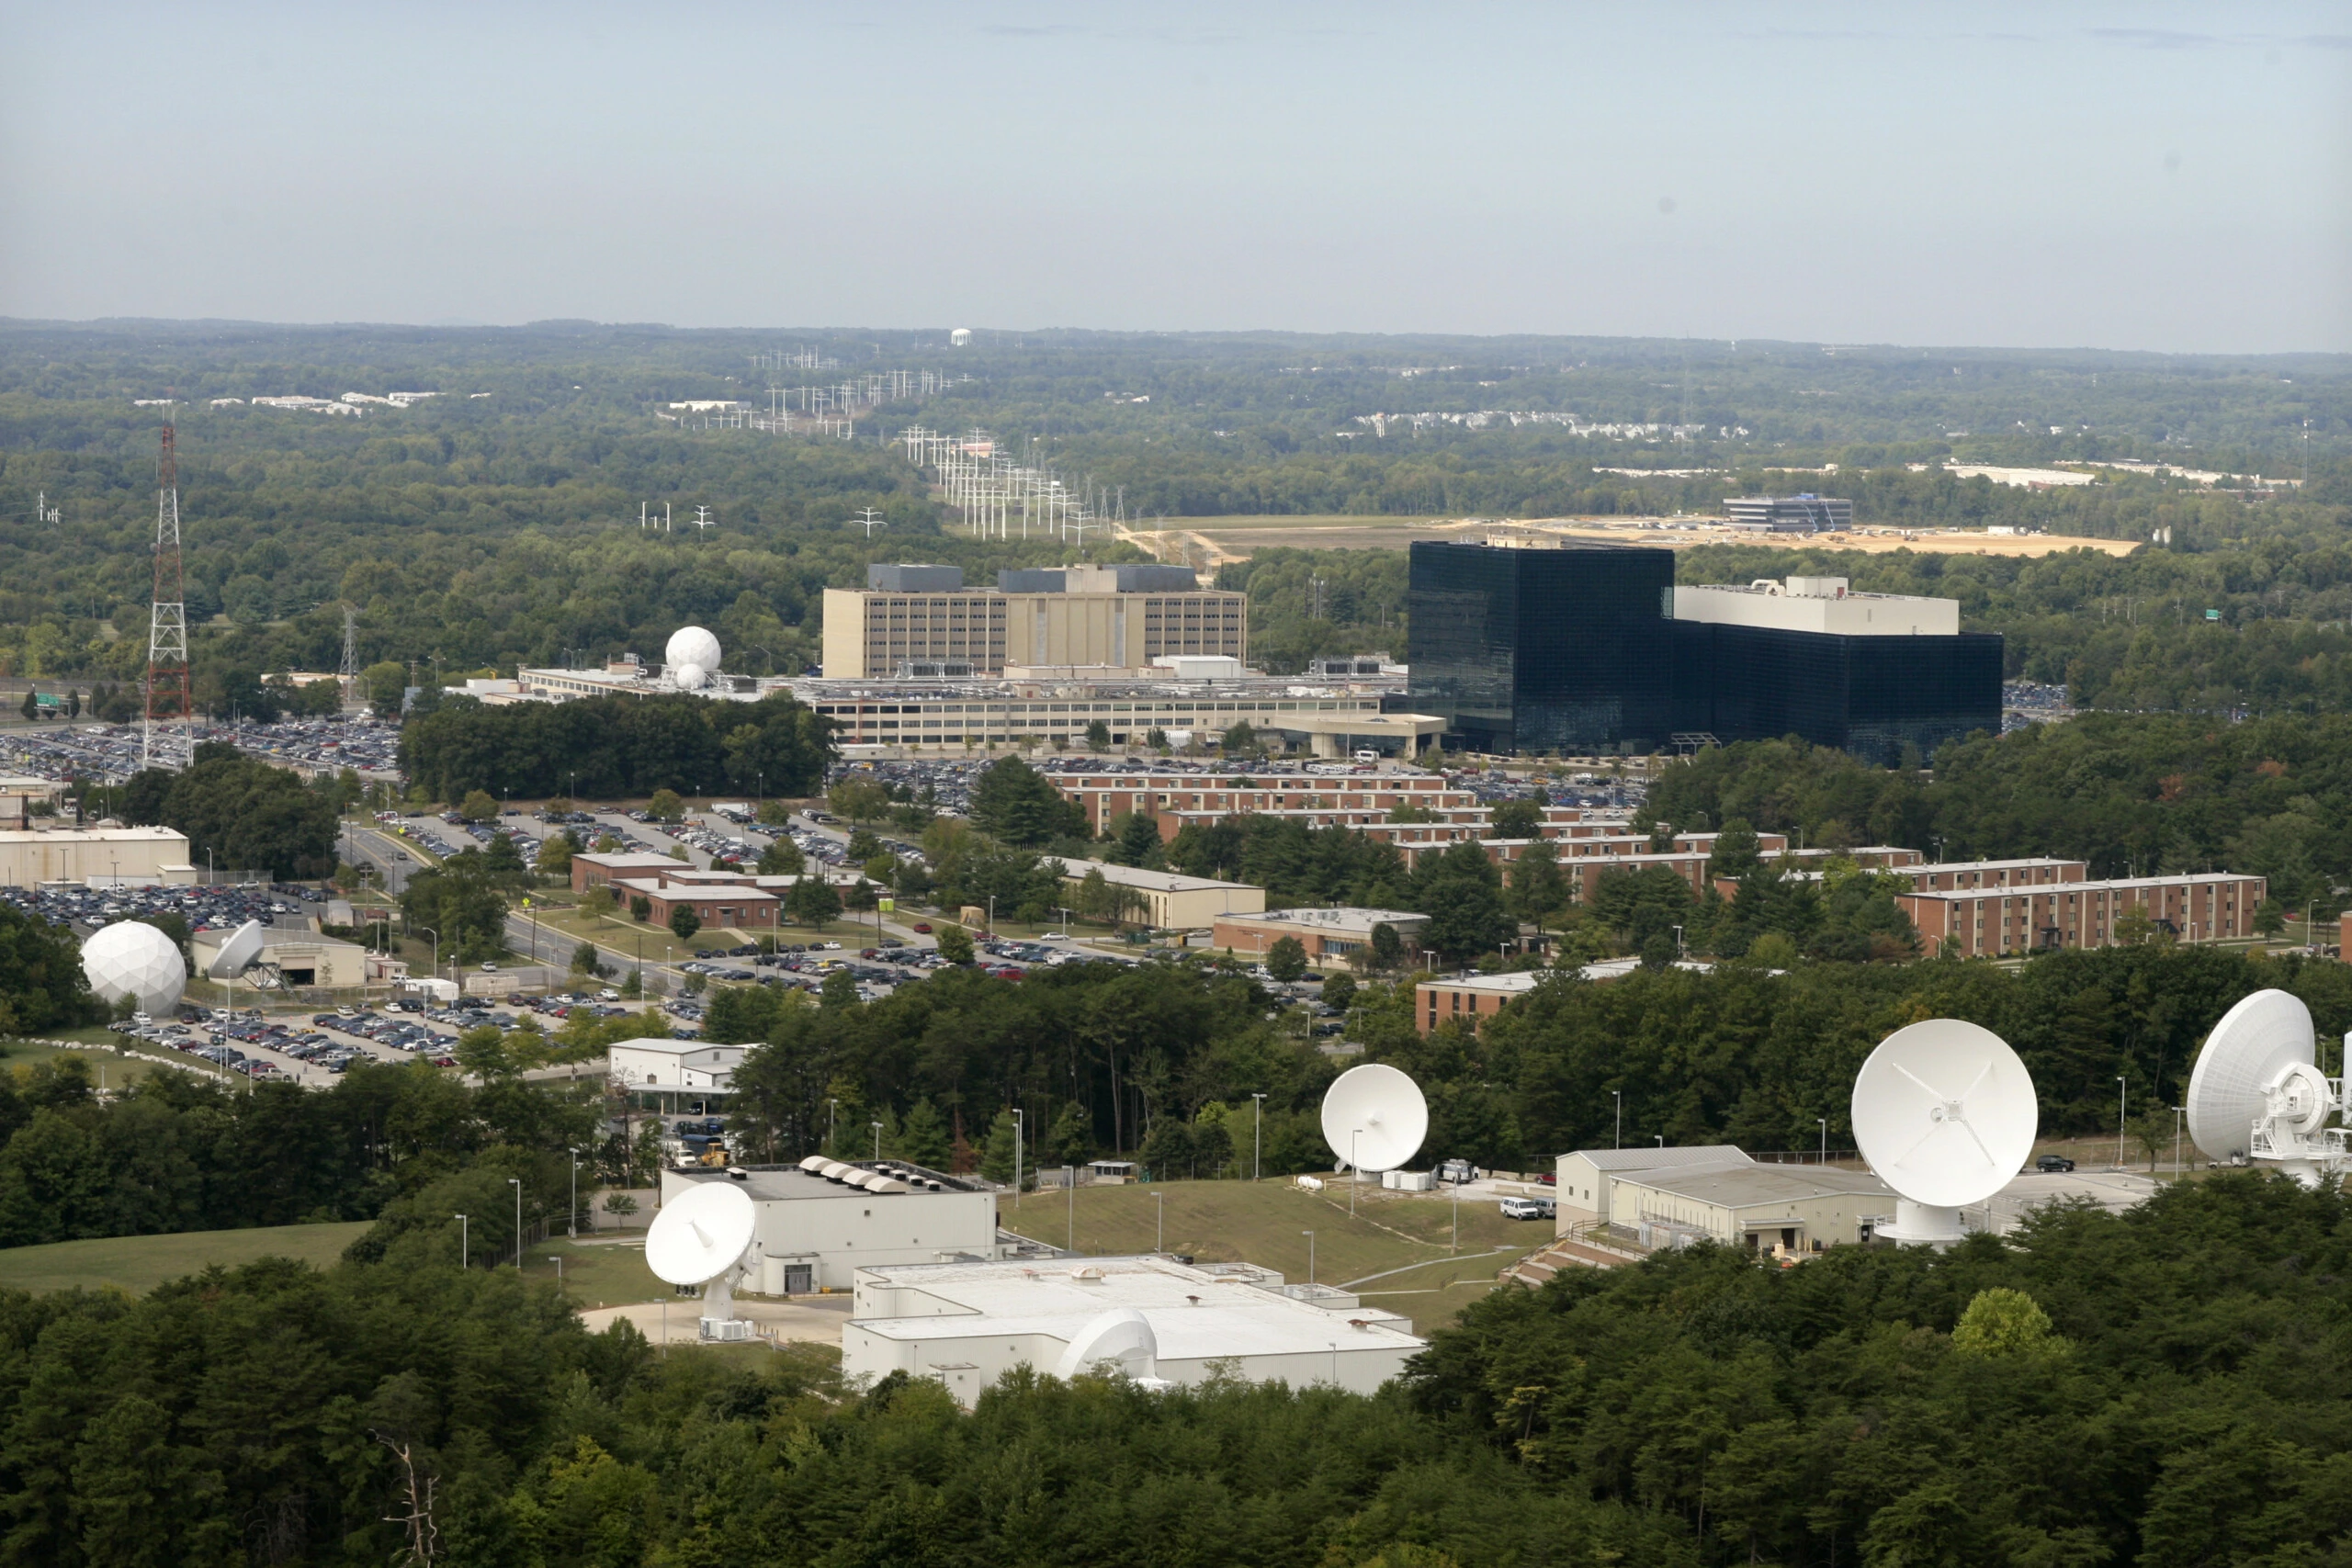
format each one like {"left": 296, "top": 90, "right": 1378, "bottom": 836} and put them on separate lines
{"left": 610, "top": 1037, "right": 747, "bottom": 1093}
{"left": 1674, "top": 576, "right": 1960, "bottom": 637}
{"left": 661, "top": 1160, "right": 1001, "bottom": 1295}
{"left": 842, "top": 1255, "right": 1424, "bottom": 1407}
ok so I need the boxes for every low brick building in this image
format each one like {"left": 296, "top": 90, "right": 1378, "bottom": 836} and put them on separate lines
{"left": 609, "top": 877, "right": 781, "bottom": 931}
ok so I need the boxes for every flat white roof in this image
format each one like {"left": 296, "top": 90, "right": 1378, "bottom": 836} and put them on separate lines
{"left": 1222, "top": 906, "right": 1428, "bottom": 931}
{"left": 670, "top": 1165, "right": 982, "bottom": 1203}
{"left": 608, "top": 1036, "right": 747, "bottom": 1059}
{"left": 1622, "top": 1164, "right": 1892, "bottom": 1210}
{"left": 1566, "top": 1145, "right": 1755, "bottom": 1174}
{"left": 854, "top": 1256, "right": 1423, "bottom": 1359}
{"left": 1063, "top": 860, "right": 1260, "bottom": 895}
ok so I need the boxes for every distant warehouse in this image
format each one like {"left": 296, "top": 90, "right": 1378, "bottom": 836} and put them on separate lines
{"left": 1723, "top": 495, "right": 1853, "bottom": 533}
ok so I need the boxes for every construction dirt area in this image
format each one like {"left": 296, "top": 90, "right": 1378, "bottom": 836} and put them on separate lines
{"left": 1119, "top": 515, "right": 2141, "bottom": 567}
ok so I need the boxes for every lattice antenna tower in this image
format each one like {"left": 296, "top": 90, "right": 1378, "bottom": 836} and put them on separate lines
{"left": 338, "top": 604, "right": 361, "bottom": 708}
{"left": 142, "top": 425, "right": 192, "bottom": 772}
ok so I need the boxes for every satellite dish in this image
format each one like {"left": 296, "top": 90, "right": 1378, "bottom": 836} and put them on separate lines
{"left": 1851, "top": 1019, "right": 2038, "bottom": 1245}
{"left": 1052, "top": 1306, "right": 1164, "bottom": 1386}
{"left": 1320, "top": 1063, "right": 1429, "bottom": 1173}
{"left": 2186, "top": 988, "right": 2312, "bottom": 1164}
{"left": 2186, "top": 988, "right": 2344, "bottom": 1185}
{"left": 208, "top": 919, "right": 266, "bottom": 979}
{"left": 645, "top": 1180, "right": 758, "bottom": 1339}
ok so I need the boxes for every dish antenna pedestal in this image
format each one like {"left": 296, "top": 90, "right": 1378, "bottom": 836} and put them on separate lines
{"left": 1319, "top": 1064, "right": 1430, "bottom": 1180}
{"left": 646, "top": 1181, "right": 760, "bottom": 1341}
{"left": 2187, "top": 989, "right": 2347, "bottom": 1188}
{"left": 1852, "top": 1020, "right": 2038, "bottom": 1247}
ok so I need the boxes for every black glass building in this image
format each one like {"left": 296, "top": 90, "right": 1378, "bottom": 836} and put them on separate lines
{"left": 1408, "top": 542, "right": 2003, "bottom": 761}
{"left": 1673, "top": 622, "right": 2003, "bottom": 764}
{"left": 1408, "top": 541, "right": 1676, "bottom": 753}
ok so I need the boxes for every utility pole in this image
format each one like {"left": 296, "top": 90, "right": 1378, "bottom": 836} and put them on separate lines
{"left": 143, "top": 425, "right": 191, "bottom": 772}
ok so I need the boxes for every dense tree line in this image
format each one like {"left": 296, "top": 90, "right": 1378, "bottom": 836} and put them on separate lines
{"left": 0, "top": 1156, "right": 2335, "bottom": 1563}
{"left": 108, "top": 741, "right": 345, "bottom": 879}
{"left": 0, "top": 905, "right": 99, "bottom": 1035}
{"left": 1411, "top": 1173, "right": 2352, "bottom": 1566}
{"left": 1645, "top": 715, "right": 2352, "bottom": 908}
{"left": 707, "top": 937, "right": 2346, "bottom": 1178}
{"left": 400, "top": 690, "right": 835, "bottom": 803}
{"left": 0, "top": 1052, "right": 610, "bottom": 1250}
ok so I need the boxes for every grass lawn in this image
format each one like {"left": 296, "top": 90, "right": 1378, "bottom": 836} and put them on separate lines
{"left": 997, "top": 1179, "right": 1544, "bottom": 1332}
{"left": 519, "top": 1235, "right": 672, "bottom": 1311}
{"left": 0, "top": 1222, "right": 373, "bottom": 1295}
{"left": 3, "top": 1038, "right": 182, "bottom": 1090}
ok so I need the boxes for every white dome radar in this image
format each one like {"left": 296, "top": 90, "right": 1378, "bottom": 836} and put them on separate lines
{"left": 82, "top": 921, "right": 187, "bottom": 1016}
{"left": 665, "top": 626, "right": 722, "bottom": 686}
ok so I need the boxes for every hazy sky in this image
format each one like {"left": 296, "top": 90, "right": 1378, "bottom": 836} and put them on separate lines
{"left": 4, "top": 2, "right": 2347, "bottom": 352}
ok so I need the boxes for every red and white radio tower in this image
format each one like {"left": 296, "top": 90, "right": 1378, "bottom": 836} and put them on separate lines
{"left": 142, "top": 424, "right": 191, "bottom": 772}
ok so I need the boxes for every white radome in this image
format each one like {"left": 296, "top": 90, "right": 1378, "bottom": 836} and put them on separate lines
{"left": 82, "top": 921, "right": 187, "bottom": 1016}
{"left": 673, "top": 662, "right": 707, "bottom": 691}
{"left": 666, "top": 625, "right": 722, "bottom": 681}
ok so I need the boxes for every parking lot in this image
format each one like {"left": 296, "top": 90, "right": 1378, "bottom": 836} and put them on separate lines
{"left": 6, "top": 715, "right": 401, "bottom": 788}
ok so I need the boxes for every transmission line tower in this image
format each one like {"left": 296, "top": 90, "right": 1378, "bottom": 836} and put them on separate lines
{"left": 142, "top": 425, "right": 191, "bottom": 772}
{"left": 339, "top": 604, "right": 361, "bottom": 709}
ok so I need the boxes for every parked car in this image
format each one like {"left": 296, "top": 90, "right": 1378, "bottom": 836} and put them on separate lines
{"left": 1499, "top": 1197, "right": 1555, "bottom": 1221}
{"left": 2036, "top": 1154, "right": 2076, "bottom": 1173}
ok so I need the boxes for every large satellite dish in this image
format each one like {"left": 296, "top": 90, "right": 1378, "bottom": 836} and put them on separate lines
{"left": 1320, "top": 1063, "right": 1429, "bottom": 1173}
{"left": 2185, "top": 987, "right": 2345, "bottom": 1185}
{"left": 208, "top": 919, "right": 266, "bottom": 979}
{"left": 646, "top": 1180, "right": 758, "bottom": 1340}
{"left": 2186, "top": 989, "right": 2312, "bottom": 1164}
{"left": 1852, "top": 1019, "right": 2037, "bottom": 1245}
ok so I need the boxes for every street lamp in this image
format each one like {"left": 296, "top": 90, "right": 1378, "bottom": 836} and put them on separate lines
{"left": 509, "top": 1178, "right": 523, "bottom": 1268}
{"left": 1250, "top": 1092, "right": 1265, "bottom": 1180}
{"left": 1302, "top": 1229, "right": 1316, "bottom": 1285}
{"left": 828, "top": 1098, "right": 838, "bottom": 1151}
{"left": 1155, "top": 1190, "right": 1164, "bottom": 1253}
{"left": 1611, "top": 1090, "right": 1622, "bottom": 1149}
{"left": 2171, "top": 1105, "right": 2185, "bottom": 1178}
{"left": 569, "top": 1147, "right": 581, "bottom": 1238}
{"left": 1671, "top": 924, "right": 1684, "bottom": 962}
{"left": 1011, "top": 1109, "right": 1023, "bottom": 1209}
{"left": 420, "top": 926, "right": 439, "bottom": 987}
{"left": 1818, "top": 1118, "right": 1827, "bottom": 1166}
{"left": 2116, "top": 1077, "right": 2128, "bottom": 1169}
{"left": 456, "top": 1213, "right": 468, "bottom": 1269}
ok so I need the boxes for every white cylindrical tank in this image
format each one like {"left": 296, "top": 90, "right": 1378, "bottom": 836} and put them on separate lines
{"left": 82, "top": 920, "right": 187, "bottom": 1016}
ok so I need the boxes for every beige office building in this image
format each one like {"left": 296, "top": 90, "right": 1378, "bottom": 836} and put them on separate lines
{"left": 822, "top": 564, "right": 1246, "bottom": 678}
{"left": 0, "top": 825, "right": 197, "bottom": 887}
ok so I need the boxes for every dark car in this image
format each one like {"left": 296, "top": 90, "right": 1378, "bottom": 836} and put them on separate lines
{"left": 2036, "top": 1155, "right": 2076, "bottom": 1173}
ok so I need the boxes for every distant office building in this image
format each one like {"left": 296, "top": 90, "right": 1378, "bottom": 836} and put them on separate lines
{"left": 1672, "top": 577, "right": 2001, "bottom": 764}
{"left": 1408, "top": 541, "right": 1677, "bottom": 754}
{"left": 821, "top": 562, "right": 1245, "bottom": 678}
{"left": 1724, "top": 495, "right": 1853, "bottom": 533}
{"left": 1405, "top": 547, "right": 2001, "bottom": 763}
